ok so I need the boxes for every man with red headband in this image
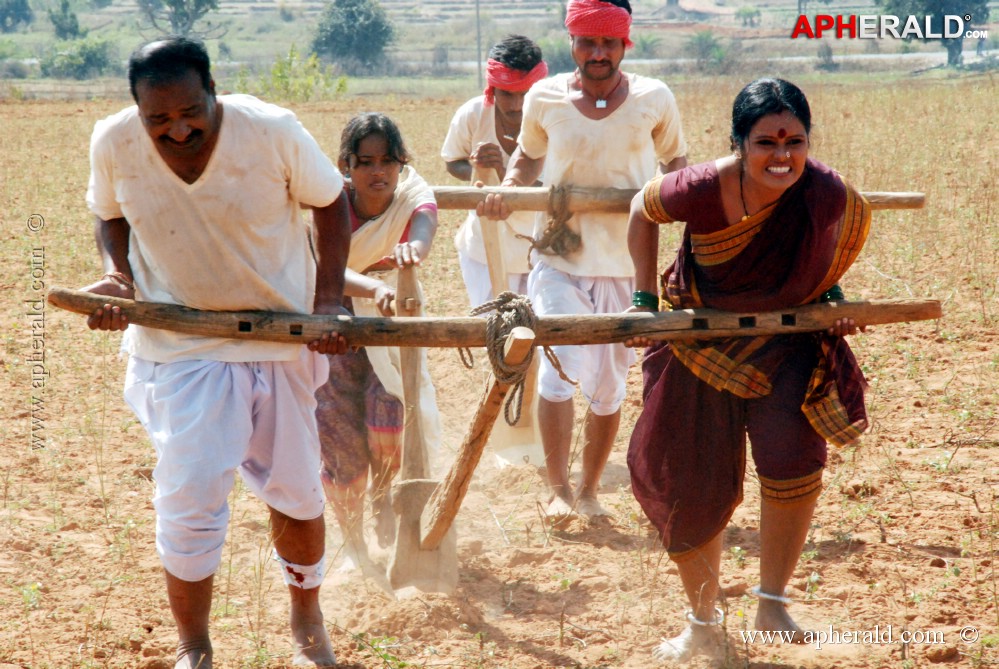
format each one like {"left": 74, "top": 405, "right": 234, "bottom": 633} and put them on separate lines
{"left": 442, "top": 34, "right": 547, "bottom": 307}
{"left": 478, "top": 0, "right": 687, "bottom": 520}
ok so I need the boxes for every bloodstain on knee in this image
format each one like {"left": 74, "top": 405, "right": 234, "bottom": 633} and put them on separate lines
{"left": 285, "top": 566, "right": 305, "bottom": 584}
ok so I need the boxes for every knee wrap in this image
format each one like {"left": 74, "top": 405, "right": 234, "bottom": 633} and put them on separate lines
{"left": 273, "top": 550, "right": 325, "bottom": 589}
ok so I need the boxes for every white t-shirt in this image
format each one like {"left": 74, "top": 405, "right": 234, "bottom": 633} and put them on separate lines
{"left": 519, "top": 72, "right": 687, "bottom": 277}
{"left": 441, "top": 95, "right": 538, "bottom": 273}
{"left": 87, "top": 94, "right": 344, "bottom": 363}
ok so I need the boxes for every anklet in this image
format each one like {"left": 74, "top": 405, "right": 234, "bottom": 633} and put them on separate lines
{"left": 685, "top": 607, "right": 725, "bottom": 626}
{"left": 751, "top": 585, "right": 793, "bottom": 605}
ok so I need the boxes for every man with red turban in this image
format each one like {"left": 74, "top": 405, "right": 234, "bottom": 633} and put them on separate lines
{"left": 442, "top": 34, "right": 547, "bottom": 307}
{"left": 478, "top": 0, "right": 687, "bottom": 520}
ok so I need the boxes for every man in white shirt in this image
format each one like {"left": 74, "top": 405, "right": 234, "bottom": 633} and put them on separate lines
{"left": 479, "top": 0, "right": 687, "bottom": 520}
{"left": 441, "top": 34, "right": 548, "bottom": 307}
{"left": 81, "top": 37, "right": 349, "bottom": 669}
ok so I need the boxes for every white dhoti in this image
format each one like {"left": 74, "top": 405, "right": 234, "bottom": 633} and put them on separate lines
{"left": 528, "top": 262, "right": 635, "bottom": 415}
{"left": 124, "top": 348, "right": 329, "bottom": 582}
{"left": 457, "top": 250, "right": 530, "bottom": 311}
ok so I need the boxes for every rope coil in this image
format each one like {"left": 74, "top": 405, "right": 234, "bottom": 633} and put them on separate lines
{"left": 463, "top": 292, "right": 576, "bottom": 426}
{"left": 526, "top": 185, "right": 582, "bottom": 263}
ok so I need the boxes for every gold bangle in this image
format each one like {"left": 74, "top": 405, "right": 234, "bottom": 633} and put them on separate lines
{"left": 104, "top": 271, "right": 134, "bottom": 291}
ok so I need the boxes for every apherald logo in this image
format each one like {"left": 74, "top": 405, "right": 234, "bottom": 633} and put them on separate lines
{"left": 790, "top": 14, "right": 986, "bottom": 40}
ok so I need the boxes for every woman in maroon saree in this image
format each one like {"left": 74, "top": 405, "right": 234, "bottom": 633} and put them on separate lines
{"left": 625, "top": 78, "right": 870, "bottom": 662}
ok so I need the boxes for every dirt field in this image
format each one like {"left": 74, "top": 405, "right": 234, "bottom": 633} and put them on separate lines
{"left": 2, "top": 74, "right": 997, "bottom": 668}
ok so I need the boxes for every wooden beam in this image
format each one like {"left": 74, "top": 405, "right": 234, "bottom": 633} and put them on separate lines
{"left": 432, "top": 185, "right": 925, "bottom": 212}
{"left": 48, "top": 288, "right": 941, "bottom": 348}
{"left": 862, "top": 192, "right": 926, "bottom": 209}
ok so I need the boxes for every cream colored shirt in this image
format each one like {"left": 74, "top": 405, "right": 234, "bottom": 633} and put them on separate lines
{"left": 87, "top": 94, "right": 344, "bottom": 363}
{"left": 519, "top": 72, "right": 687, "bottom": 277}
{"left": 441, "top": 95, "right": 538, "bottom": 273}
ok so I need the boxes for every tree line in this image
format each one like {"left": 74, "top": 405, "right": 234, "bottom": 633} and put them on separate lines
{"left": 0, "top": 0, "right": 991, "bottom": 80}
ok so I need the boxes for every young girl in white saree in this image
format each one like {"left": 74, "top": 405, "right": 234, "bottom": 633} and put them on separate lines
{"left": 315, "top": 113, "right": 440, "bottom": 572}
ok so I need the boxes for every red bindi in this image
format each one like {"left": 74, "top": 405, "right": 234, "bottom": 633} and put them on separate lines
{"left": 777, "top": 128, "right": 787, "bottom": 139}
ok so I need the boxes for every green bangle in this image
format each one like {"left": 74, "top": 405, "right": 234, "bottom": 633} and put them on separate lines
{"left": 632, "top": 290, "right": 659, "bottom": 310}
{"left": 820, "top": 284, "right": 845, "bottom": 302}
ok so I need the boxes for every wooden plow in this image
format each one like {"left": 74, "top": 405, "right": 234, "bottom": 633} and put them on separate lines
{"left": 453, "top": 174, "right": 545, "bottom": 469}
{"left": 49, "top": 184, "right": 932, "bottom": 595}
{"left": 386, "top": 266, "right": 457, "bottom": 594}
{"left": 48, "top": 290, "right": 941, "bottom": 592}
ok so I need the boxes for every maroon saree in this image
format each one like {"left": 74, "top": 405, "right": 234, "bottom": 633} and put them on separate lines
{"left": 627, "top": 158, "right": 870, "bottom": 556}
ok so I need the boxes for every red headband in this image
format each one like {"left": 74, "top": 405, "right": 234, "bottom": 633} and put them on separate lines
{"left": 484, "top": 59, "right": 549, "bottom": 106}
{"left": 564, "top": 0, "right": 633, "bottom": 48}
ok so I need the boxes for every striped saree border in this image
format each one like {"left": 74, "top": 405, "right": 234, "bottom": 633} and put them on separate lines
{"left": 668, "top": 337, "right": 773, "bottom": 399}
{"left": 759, "top": 470, "right": 824, "bottom": 503}
{"left": 642, "top": 175, "right": 674, "bottom": 224}
{"left": 688, "top": 201, "right": 777, "bottom": 267}
{"left": 802, "top": 379, "right": 868, "bottom": 448}
{"left": 803, "top": 178, "right": 872, "bottom": 303}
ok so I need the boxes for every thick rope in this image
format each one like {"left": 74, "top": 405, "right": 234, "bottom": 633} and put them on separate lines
{"left": 525, "top": 185, "right": 581, "bottom": 266}
{"left": 463, "top": 292, "right": 576, "bottom": 426}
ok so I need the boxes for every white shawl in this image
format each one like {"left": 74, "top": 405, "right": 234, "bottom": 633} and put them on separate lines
{"left": 347, "top": 166, "right": 441, "bottom": 455}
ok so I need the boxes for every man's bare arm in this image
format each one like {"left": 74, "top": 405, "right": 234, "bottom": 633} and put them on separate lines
{"left": 500, "top": 146, "right": 544, "bottom": 187}
{"left": 446, "top": 159, "right": 473, "bottom": 183}
{"left": 311, "top": 196, "right": 350, "bottom": 310}
{"left": 82, "top": 216, "right": 134, "bottom": 331}
{"left": 309, "top": 194, "right": 352, "bottom": 355}
{"left": 478, "top": 147, "right": 546, "bottom": 220}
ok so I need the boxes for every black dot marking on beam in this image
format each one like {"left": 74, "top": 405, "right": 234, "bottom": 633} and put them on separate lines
{"left": 289, "top": 324, "right": 303, "bottom": 336}
{"left": 782, "top": 314, "right": 797, "bottom": 326}
{"left": 692, "top": 318, "right": 709, "bottom": 330}
{"left": 238, "top": 321, "right": 252, "bottom": 332}
{"left": 739, "top": 316, "right": 756, "bottom": 328}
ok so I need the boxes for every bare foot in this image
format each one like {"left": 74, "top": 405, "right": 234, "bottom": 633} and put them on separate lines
{"left": 334, "top": 544, "right": 392, "bottom": 591}
{"left": 336, "top": 551, "right": 361, "bottom": 574}
{"left": 544, "top": 494, "right": 577, "bottom": 520}
{"left": 754, "top": 599, "right": 806, "bottom": 643}
{"left": 336, "top": 542, "right": 375, "bottom": 574}
{"left": 291, "top": 617, "right": 337, "bottom": 667}
{"left": 575, "top": 494, "right": 611, "bottom": 519}
{"left": 652, "top": 623, "right": 723, "bottom": 663}
{"left": 372, "top": 493, "right": 396, "bottom": 549}
{"left": 175, "top": 644, "right": 212, "bottom": 669}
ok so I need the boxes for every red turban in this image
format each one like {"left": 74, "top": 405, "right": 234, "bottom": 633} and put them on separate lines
{"left": 483, "top": 59, "right": 549, "bottom": 106}
{"left": 564, "top": 0, "right": 634, "bottom": 48}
